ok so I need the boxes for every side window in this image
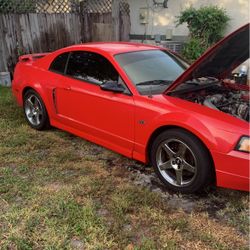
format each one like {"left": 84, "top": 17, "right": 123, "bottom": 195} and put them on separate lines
{"left": 66, "top": 51, "right": 119, "bottom": 85}
{"left": 49, "top": 52, "right": 69, "bottom": 74}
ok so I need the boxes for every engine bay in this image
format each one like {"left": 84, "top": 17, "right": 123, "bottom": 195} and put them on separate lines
{"left": 171, "top": 77, "right": 249, "bottom": 122}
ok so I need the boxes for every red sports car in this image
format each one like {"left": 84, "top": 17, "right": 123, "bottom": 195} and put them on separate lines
{"left": 12, "top": 24, "right": 249, "bottom": 193}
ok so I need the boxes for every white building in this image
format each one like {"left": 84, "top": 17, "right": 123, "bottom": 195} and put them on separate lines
{"left": 127, "top": 0, "right": 249, "bottom": 48}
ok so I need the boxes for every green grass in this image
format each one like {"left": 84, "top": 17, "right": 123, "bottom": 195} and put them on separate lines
{"left": 0, "top": 86, "right": 249, "bottom": 249}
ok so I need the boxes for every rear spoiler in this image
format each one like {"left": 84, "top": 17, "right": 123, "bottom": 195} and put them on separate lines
{"left": 18, "top": 53, "right": 50, "bottom": 62}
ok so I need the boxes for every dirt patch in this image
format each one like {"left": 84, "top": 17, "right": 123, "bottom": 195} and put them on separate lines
{"left": 100, "top": 154, "right": 248, "bottom": 230}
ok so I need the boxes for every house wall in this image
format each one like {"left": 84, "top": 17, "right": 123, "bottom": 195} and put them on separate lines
{"left": 127, "top": 0, "right": 249, "bottom": 41}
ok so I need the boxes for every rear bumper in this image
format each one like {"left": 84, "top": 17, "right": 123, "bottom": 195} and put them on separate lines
{"left": 212, "top": 150, "right": 249, "bottom": 191}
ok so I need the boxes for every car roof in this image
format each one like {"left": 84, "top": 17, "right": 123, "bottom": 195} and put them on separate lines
{"left": 65, "top": 42, "right": 160, "bottom": 55}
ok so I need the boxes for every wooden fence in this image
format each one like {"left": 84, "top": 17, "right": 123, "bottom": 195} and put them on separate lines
{"left": 0, "top": 7, "right": 130, "bottom": 73}
{"left": 0, "top": 13, "right": 83, "bottom": 72}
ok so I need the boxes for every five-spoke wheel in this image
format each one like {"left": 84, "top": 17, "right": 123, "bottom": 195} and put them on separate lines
{"left": 156, "top": 139, "right": 197, "bottom": 187}
{"left": 151, "top": 128, "right": 213, "bottom": 193}
{"left": 24, "top": 94, "right": 43, "bottom": 126}
{"left": 23, "top": 89, "right": 50, "bottom": 130}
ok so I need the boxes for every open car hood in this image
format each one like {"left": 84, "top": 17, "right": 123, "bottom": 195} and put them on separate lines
{"left": 164, "top": 23, "right": 249, "bottom": 94}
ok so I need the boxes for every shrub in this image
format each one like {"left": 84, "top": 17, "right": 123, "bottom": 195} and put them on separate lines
{"left": 176, "top": 6, "right": 230, "bottom": 61}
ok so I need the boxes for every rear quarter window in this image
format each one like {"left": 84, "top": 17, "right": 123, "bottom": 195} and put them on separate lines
{"left": 49, "top": 52, "right": 69, "bottom": 74}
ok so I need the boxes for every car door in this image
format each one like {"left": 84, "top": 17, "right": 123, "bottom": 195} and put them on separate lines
{"left": 54, "top": 51, "right": 135, "bottom": 156}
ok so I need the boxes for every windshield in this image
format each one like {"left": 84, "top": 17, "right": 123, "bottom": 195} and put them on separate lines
{"left": 115, "top": 50, "right": 189, "bottom": 95}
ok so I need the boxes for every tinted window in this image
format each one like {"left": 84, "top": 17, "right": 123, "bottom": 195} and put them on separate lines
{"left": 115, "top": 50, "right": 188, "bottom": 95}
{"left": 66, "top": 51, "right": 119, "bottom": 84}
{"left": 49, "top": 52, "right": 69, "bottom": 73}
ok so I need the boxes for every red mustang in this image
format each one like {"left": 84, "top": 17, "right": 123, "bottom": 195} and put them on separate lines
{"left": 12, "top": 24, "right": 249, "bottom": 193}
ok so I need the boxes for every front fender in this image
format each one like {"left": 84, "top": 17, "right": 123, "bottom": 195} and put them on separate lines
{"left": 148, "top": 111, "right": 218, "bottom": 150}
{"left": 133, "top": 109, "right": 237, "bottom": 163}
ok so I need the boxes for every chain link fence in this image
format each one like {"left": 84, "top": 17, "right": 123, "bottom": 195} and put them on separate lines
{"left": 81, "top": 0, "right": 129, "bottom": 15}
{"left": 0, "top": 0, "right": 79, "bottom": 13}
{"left": 0, "top": 0, "right": 129, "bottom": 14}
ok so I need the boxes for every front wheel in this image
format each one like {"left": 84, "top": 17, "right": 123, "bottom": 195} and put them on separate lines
{"left": 150, "top": 128, "right": 213, "bottom": 193}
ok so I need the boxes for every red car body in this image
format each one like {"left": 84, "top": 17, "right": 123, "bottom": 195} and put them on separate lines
{"left": 12, "top": 24, "right": 249, "bottom": 192}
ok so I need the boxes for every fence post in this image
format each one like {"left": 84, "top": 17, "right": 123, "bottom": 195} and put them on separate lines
{"left": 112, "top": 0, "right": 121, "bottom": 41}
{"left": 80, "top": 1, "right": 90, "bottom": 42}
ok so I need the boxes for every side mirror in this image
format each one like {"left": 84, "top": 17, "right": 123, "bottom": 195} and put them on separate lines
{"left": 100, "top": 81, "right": 125, "bottom": 93}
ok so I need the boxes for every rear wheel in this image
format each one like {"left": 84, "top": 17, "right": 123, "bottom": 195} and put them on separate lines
{"left": 150, "top": 128, "right": 213, "bottom": 193}
{"left": 23, "top": 90, "right": 50, "bottom": 130}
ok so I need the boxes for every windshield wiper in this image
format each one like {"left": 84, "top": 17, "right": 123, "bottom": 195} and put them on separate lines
{"left": 136, "top": 80, "right": 172, "bottom": 86}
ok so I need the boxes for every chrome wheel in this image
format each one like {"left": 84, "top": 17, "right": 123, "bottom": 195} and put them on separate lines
{"left": 156, "top": 139, "right": 197, "bottom": 187}
{"left": 24, "top": 94, "right": 43, "bottom": 126}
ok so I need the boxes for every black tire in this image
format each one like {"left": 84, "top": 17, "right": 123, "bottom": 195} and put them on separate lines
{"left": 150, "top": 128, "right": 213, "bottom": 193}
{"left": 23, "top": 89, "right": 50, "bottom": 130}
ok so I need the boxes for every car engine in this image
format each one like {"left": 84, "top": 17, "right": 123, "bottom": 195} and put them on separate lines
{"left": 172, "top": 77, "right": 249, "bottom": 122}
